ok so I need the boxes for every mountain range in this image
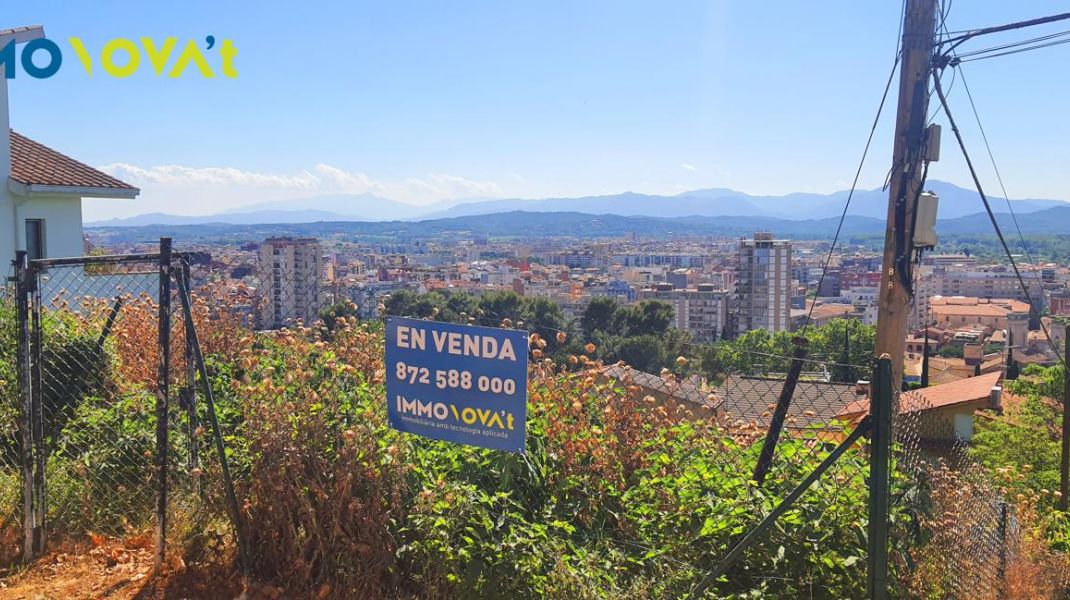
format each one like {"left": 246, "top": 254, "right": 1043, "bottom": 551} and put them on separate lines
{"left": 87, "top": 180, "right": 1066, "bottom": 227}
{"left": 86, "top": 204, "right": 1070, "bottom": 246}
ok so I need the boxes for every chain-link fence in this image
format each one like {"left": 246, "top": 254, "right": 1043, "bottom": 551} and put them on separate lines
{"left": 5, "top": 241, "right": 1066, "bottom": 597}
{"left": 0, "top": 263, "right": 25, "bottom": 567}
{"left": 370, "top": 292, "right": 881, "bottom": 596}
{"left": 889, "top": 392, "right": 1041, "bottom": 598}
{"left": 31, "top": 256, "right": 163, "bottom": 540}
{"left": 2, "top": 244, "right": 244, "bottom": 572}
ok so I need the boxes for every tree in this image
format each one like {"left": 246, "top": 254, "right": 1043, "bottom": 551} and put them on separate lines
{"left": 383, "top": 289, "right": 444, "bottom": 319}
{"left": 612, "top": 300, "right": 674, "bottom": 337}
{"left": 521, "top": 296, "right": 569, "bottom": 353}
{"left": 939, "top": 345, "right": 964, "bottom": 359}
{"left": 442, "top": 291, "right": 478, "bottom": 323}
{"left": 477, "top": 291, "right": 523, "bottom": 326}
{"left": 612, "top": 335, "right": 666, "bottom": 373}
{"left": 580, "top": 296, "right": 618, "bottom": 339}
{"left": 972, "top": 364, "right": 1064, "bottom": 504}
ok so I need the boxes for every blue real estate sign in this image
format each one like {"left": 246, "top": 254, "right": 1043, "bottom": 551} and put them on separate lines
{"left": 385, "top": 316, "right": 529, "bottom": 453}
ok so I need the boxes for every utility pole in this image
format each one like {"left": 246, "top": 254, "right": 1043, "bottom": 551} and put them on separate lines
{"left": 875, "top": 0, "right": 939, "bottom": 390}
{"left": 870, "top": 3, "right": 938, "bottom": 600}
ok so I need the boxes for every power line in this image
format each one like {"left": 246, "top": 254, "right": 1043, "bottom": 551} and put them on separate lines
{"left": 952, "top": 63, "right": 1046, "bottom": 300}
{"left": 954, "top": 37, "right": 1070, "bottom": 63}
{"left": 938, "top": 11, "right": 1070, "bottom": 51}
{"left": 935, "top": 10, "right": 1049, "bottom": 334}
{"left": 952, "top": 28, "right": 1070, "bottom": 59}
{"left": 804, "top": 5, "right": 906, "bottom": 328}
{"left": 930, "top": 67, "right": 1065, "bottom": 367}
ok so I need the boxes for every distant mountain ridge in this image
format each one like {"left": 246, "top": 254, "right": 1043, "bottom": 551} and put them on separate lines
{"left": 87, "top": 180, "right": 1066, "bottom": 227}
{"left": 86, "top": 204, "right": 1070, "bottom": 245}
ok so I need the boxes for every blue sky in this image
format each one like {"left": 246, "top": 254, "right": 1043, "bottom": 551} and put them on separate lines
{"left": 4, "top": 1, "right": 1070, "bottom": 220}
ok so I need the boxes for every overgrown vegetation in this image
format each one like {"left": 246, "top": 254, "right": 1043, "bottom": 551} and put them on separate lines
{"left": 2, "top": 292, "right": 1068, "bottom": 597}
{"left": 972, "top": 363, "right": 1070, "bottom": 554}
{"left": 383, "top": 289, "right": 877, "bottom": 383}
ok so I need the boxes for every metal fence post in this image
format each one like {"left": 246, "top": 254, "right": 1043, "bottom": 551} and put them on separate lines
{"left": 154, "top": 238, "right": 173, "bottom": 572}
{"left": 997, "top": 500, "right": 1008, "bottom": 595}
{"left": 175, "top": 273, "right": 251, "bottom": 575}
{"left": 13, "top": 251, "right": 34, "bottom": 562}
{"left": 180, "top": 262, "right": 200, "bottom": 491}
{"left": 29, "top": 261, "right": 44, "bottom": 556}
{"left": 867, "top": 354, "right": 893, "bottom": 600}
{"left": 753, "top": 336, "right": 808, "bottom": 486}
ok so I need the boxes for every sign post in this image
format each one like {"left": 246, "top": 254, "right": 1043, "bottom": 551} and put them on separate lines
{"left": 385, "top": 316, "right": 529, "bottom": 453}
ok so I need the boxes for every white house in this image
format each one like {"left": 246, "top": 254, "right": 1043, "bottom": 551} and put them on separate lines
{"left": 1, "top": 25, "right": 139, "bottom": 270}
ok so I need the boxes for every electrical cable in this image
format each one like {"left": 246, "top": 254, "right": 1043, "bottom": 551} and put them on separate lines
{"left": 952, "top": 28, "right": 1070, "bottom": 59}
{"left": 930, "top": 67, "right": 1064, "bottom": 367}
{"left": 953, "top": 63, "right": 1047, "bottom": 314}
{"left": 938, "top": 11, "right": 1070, "bottom": 52}
{"left": 804, "top": 21, "right": 905, "bottom": 328}
{"left": 955, "top": 37, "right": 1070, "bottom": 63}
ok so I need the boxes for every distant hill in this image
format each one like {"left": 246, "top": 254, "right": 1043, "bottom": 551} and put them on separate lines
{"left": 85, "top": 203, "right": 1070, "bottom": 245}
{"left": 422, "top": 180, "right": 1063, "bottom": 221}
{"left": 419, "top": 191, "right": 767, "bottom": 219}
{"left": 88, "top": 209, "right": 351, "bottom": 227}
{"left": 88, "top": 180, "right": 1066, "bottom": 227}
{"left": 89, "top": 193, "right": 450, "bottom": 226}
{"left": 218, "top": 193, "right": 444, "bottom": 221}
{"left": 937, "top": 204, "right": 1070, "bottom": 236}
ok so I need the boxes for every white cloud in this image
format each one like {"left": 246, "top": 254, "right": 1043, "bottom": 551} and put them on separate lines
{"left": 100, "top": 163, "right": 322, "bottom": 190}
{"left": 90, "top": 162, "right": 504, "bottom": 220}
{"left": 681, "top": 162, "right": 697, "bottom": 172}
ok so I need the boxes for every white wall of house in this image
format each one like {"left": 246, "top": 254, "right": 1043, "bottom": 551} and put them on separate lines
{"left": 1, "top": 76, "right": 14, "bottom": 271}
{"left": 1, "top": 72, "right": 88, "bottom": 268}
{"left": 953, "top": 413, "right": 974, "bottom": 442}
{"left": 14, "top": 194, "right": 85, "bottom": 259}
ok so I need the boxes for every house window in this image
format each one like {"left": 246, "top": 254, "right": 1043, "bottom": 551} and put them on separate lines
{"left": 25, "top": 219, "right": 45, "bottom": 261}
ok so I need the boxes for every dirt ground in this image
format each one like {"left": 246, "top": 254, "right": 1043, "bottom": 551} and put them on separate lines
{"left": 0, "top": 534, "right": 245, "bottom": 600}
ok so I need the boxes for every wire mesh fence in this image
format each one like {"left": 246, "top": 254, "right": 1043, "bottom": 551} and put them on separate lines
{"left": 0, "top": 264, "right": 25, "bottom": 566}
{"left": 4, "top": 243, "right": 1067, "bottom": 597}
{"left": 887, "top": 393, "right": 1047, "bottom": 599}
{"left": 0, "top": 247, "right": 244, "bottom": 572}
{"left": 370, "top": 290, "right": 880, "bottom": 596}
{"left": 30, "top": 257, "right": 162, "bottom": 537}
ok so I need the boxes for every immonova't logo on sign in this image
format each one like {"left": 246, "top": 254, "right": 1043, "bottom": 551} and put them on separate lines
{"left": 2, "top": 36, "right": 237, "bottom": 79}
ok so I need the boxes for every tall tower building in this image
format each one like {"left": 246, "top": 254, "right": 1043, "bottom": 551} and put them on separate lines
{"left": 259, "top": 237, "right": 323, "bottom": 329}
{"left": 737, "top": 232, "right": 792, "bottom": 333}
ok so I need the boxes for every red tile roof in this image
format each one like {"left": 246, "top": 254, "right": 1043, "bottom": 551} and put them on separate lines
{"left": 838, "top": 370, "right": 1002, "bottom": 417}
{"left": 931, "top": 304, "right": 1009, "bottom": 317}
{"left": 901, "top": 370, "right": 1002, "bottom": 411}
{"left": 9, "top": 129, "right": 138, "bottom": 194}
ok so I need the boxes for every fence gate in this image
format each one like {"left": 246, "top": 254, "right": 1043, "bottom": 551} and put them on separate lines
{"left": 4, "top": 239, "right": 229, "bottom": 569}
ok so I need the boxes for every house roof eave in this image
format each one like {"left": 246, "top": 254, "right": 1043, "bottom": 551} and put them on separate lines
{"left": 8, "top": 178, "right": 140, "bottom": 199}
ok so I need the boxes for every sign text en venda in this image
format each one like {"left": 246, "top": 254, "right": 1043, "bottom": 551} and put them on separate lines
{"left": 385, "top": 316, "right": 528, "bottom": 453}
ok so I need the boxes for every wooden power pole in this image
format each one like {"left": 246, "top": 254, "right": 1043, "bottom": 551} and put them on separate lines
{"left": 875, "top": 0, "right": 939, "bottom": 390}
{"left": 870, "top": 3, "right": 939, "bottom": 599}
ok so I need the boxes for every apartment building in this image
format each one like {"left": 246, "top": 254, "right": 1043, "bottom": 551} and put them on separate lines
{"left": 638, "top": 283, "right": 729, "bottom": 343}
{"left": 737, "top": 232, "right": 792, "bottom": 333}
{"left": 259, "top": 237, "right": 323, "bottom": 329}
{"left": 934, "top": 269, "right": 1043, "bottom": 306}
